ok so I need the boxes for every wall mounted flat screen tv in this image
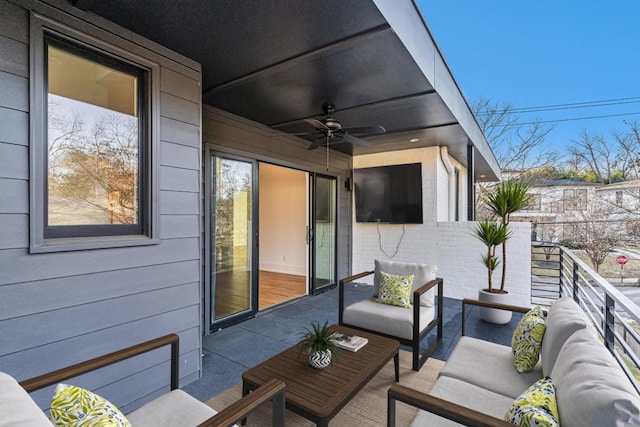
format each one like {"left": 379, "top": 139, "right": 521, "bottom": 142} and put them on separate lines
{"left": 354, "top": 163, "right": 423, "bottom": 224}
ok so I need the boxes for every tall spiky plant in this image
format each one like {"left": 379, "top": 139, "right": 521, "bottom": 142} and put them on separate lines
{"left": 485, "top": 180, "right": 530, "bottom": 292}
{"left": 472, "top": 220, "right": 510, "bottom": 292}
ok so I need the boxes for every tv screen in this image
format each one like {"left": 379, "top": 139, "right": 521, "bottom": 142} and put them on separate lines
{"left": 354, "top": 163, "right": 423, "bottom": 224}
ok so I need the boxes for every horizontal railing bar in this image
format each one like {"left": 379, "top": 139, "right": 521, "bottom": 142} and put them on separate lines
{"left": 613, "top": 311, "right": 640, "bottom": 346}
{"left": 612, "top": 328, "right": 640, "bottom": 368}
{"left": 612, "top": 349, "right": 640, "bottom": 394}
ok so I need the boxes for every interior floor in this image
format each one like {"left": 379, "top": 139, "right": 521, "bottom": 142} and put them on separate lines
{"left": 258, "top": 271, "right": 306, "bottom": 310}
{"left": 214, "top": 270, "right": 306, "bottom": 319}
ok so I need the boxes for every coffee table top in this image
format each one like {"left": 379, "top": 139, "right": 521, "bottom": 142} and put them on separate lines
{"left": 242, "top": 325, "right": 400, "bottom": 423}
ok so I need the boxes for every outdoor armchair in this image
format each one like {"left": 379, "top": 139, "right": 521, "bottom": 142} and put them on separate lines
{"left": 339, "top": 259, "right": 443, "bottom": 371}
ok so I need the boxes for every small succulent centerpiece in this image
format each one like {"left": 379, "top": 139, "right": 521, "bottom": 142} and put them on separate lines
{"left": 298, "top": 321, "right": 340, "bottom": 369}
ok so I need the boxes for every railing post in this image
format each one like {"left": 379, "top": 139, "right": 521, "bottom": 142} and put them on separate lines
{"left": 558, "top": 247, "right": 564, "bottom": 297}
{"left": 572, "top": 260, "right": 579, "bottom": 302}
{"left": 604, "top": 294, "right": 615, "bottom": 353}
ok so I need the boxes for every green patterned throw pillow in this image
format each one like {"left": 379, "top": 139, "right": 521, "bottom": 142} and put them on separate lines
{"left": 50, "top": 383, "right": 131, "bottom": 427}
{"left": 512, "top": 306, "right": 546, "bottom": 373}
{"left": 375, "top": 271, "right": 414, "bottom": 308}
{"left": 504, "top": 376, "right": 559, "bottom": 426}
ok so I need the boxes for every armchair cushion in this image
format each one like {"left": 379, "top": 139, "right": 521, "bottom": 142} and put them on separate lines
{"left": 375, "top": 271, "right": 414, "bottom": 308}
{"left": 373, "top": 260, "right": 436, "bottom": 307}
{"left": 342, "top": 298, "right": 434, "bottom": 340}
{"left": 50, "top": 383, "right": 131, "bottom": 427}
{"left": 511, "top": 306, "right": 546, "bottom": 373}
{"left": 504, "top": 376, "right": 559, "bottom": 427}
{"left": 439, "top": 336, "right": 542, "bottom": 399}
{"left": 126, "top": 389, "right": 219, "bottom": 427}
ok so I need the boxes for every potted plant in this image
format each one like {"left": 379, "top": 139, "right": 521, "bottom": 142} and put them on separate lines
{"left": 473, "top": 179, "right": 530, "bottom": 324}
{"left": 298, "top": 321, "right": 340, "bottom": 369}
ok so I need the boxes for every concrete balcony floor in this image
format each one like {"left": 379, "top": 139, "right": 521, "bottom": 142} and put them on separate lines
{"left": 183, "top": 284, "right": 522, "bottom": 402}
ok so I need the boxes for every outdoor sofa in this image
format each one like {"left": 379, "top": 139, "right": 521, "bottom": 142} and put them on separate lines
{"left": 388, "top": 296, "right": 640, "bottom": 426}
{"left": 0, "top": 333, "right": 285, "bottom": 427}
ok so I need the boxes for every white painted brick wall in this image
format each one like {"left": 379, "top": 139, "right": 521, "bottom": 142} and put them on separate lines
{"left": 352, "top": 148, "right": 532, "bottom": 306}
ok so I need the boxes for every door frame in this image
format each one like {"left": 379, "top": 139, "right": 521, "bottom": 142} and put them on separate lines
{"left": 309, "top": 172, "right": 338, "bottom": 295}
{"left": 204, "top": 148, "right": 259, "bottom": 332}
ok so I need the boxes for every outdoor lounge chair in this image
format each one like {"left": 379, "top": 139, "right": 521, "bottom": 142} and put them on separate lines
{"left": 3, "top": 334, "right": 285, "bottom": 427}
{"left": 339, "top": 259, "right": 443, "bottom": 371}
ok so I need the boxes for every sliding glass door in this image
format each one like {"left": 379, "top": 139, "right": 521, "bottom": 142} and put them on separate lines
{"left": 310, "top": 174, "right": 337, "bottom": 294}
{"left": 209, "top": 153, "right": 257, "bottom": 329}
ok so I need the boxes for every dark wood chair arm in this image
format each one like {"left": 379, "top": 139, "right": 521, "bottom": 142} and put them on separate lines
{"left": 339, "top": 270, "right": 375, "bottom": 286}
{"left": 388, "top": 383, "right": 514, "bottom": 427}
{"left": 413, "top": 277, "right": 443, "bottom": 298}
{"left": 197, "top": 379, "right": 286, "bottom": 427}
{"left": 339, "top": 270, "right": 374, "bottom": 325}
{"left": 461, "top": 299, "right": 547, "bottom": 336}
{"left": 20, "top": 334, "right": 180, "bottom": 392}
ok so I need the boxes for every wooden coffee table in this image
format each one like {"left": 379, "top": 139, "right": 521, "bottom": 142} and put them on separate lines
{"left": 242, "top": 325, "right": 400, "bottom": 426}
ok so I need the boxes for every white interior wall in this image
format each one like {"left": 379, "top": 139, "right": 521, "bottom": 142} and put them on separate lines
{"left": 259, "top": 163, "right": 307, "bottom": 276}
{"left": 352, "top": 148, "right": 531, "bottom": 306}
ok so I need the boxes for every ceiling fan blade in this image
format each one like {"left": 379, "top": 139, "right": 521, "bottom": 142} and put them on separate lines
{"left": 344, "top": 125, "right": 386, "bottom": 135}
{"left": 307, "top": 138, "right": 326, "bottom": 150}
{"left": 304, "top": 118, "right": 330, "bottom": 131}
{"left": 341, "top": 133, "right": 373, "bottom": 147}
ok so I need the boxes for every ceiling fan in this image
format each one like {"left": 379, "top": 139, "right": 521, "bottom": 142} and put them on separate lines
{"left": 294, "top": 104, "right": 386, "bottom": 150}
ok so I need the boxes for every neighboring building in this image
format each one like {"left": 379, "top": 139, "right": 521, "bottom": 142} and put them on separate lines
{"left": 509, "top": 178, "right": 640, "bottom": 245}
{"left": 0, "top": 0, "right": 530, "bottom": 413}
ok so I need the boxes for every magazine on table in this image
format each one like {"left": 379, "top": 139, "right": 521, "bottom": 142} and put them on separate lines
{"left": 331, "top": 332, "right": 368, "bottom": 352}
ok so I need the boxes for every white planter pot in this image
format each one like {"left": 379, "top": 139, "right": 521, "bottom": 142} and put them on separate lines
{"left": 478, "top": 289, "right": 512, "bottom": 324}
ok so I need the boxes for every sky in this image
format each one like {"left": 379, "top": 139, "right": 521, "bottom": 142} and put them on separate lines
{"left": 416, "top": 1, "right": 640, "bottom": 154}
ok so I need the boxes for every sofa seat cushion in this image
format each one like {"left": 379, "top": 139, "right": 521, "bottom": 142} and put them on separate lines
{"left": 373, "top": 260, "right": 437, "bottom": 307}
{"left": 0, "top": 372, "right": 52, "bottom": 427}
{"left": 343, "top": 298, "right": 434, "bottom": 340}
{"left": 439, "top": 336, "right": 542, "bottom": 399}
{"left": 127, "top": 389, "right": 218, "bottom": 427}
{"left": 551, "top": 328, "right": 640, "bottom": 427}
{"left": 410, "top": 376, "right": 514, "bottom": 427}
{"left": 540, "top": 297, "right": 589, "bottom": 375}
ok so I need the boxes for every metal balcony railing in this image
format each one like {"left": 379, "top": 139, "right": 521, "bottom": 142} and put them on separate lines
{"left": 531, "top": 243, "right": 640, "bottom": 393}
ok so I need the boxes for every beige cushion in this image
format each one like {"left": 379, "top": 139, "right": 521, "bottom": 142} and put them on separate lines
{"left": 373, "top": 259, "right": 437, "bottom": 307}
{"left": 410, "top": 376, "right": 514, "bottom": 427}
{"left": 551, "top": 328, "right": 640, "bottom": 427}
{"left": 438, "top": 336, "right": 542, "bottom": 399}
{"left": 540, "top": 297, "right": 588, "bottom": 375}
{"left": 342, "top": 298, "right": 434, "bottom": 340}
{"left": 127, "top": 389, "right": 218, "bottom": 427}
{"left": 0, "top": 371, "right": 52, "bottom": 427}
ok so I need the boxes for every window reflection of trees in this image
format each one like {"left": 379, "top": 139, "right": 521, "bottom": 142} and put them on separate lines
{"left": 48, "top": 95, "right": 138, "bottom": 226}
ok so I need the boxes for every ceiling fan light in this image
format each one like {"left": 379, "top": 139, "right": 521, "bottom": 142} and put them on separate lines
{"left": 409, "top": 138, "right": 420, "bottom": 143}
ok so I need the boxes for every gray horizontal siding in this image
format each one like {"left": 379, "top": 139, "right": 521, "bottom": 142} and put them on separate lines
{"left": 0, "top": 178, "right": 28, "bottom": 214}
{"left": 0, "top": 0, "right": 204, "bottom": 411}
{"left": 0, "top": 71, "right": 28, "bottom": 111}
{"left": 0, "top": 260, "right": 199, "bottom": 320}
{"left": 160, "top": 190, "right": 200, "bottom": 215}
{"left": 0, "top": 36, "right": 28, "bottom": 77}
{"left": 160, "top": 141, "right": 200, "bottom": 170}
{"left": 0, "top": 107, "right": 28, "bottom": 145}
{"left": 0, "top": 214, "right": 28, "bottom": 249}
{"left": 0, "top": 143, "right": 28, "bottom": 179}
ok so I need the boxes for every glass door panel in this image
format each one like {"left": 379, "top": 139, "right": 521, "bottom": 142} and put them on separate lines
{"left": 211, "top": 156, "right": 256, "bottom": 326}
{"left": 311, "top": 175, "right": 336, "bottom": 294}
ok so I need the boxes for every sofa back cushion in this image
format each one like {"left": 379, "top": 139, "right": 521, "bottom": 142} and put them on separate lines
{"left": 0, "top": 371, "right": 52, "bottom": 426}
{"left": 540, "top": 297, "right": 588, "bottom": 375}
{"left": 551, "top": 328, "right": 640, "bottom": 427}
{"left": 373, "top": 260, "right": 437, "bottom": 307}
